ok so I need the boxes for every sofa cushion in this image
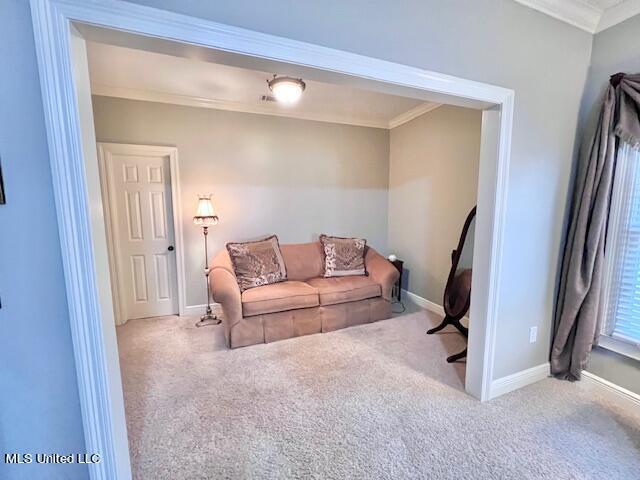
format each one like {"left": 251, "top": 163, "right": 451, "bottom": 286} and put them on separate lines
{"left": 241, "top": 281, "right": 319, "bottom": 317}
{"left": 226, "top": 235, "right": 287, "bottom": 292}
{"left": 306, "top": 276, "right": 381, "bottom": 306}
{"left": 280, "top": 242, "right": 325, "bottom": 281}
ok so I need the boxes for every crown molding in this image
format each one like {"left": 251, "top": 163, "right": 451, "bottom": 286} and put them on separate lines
{"left": 388, "top": 102, "right": 442, "bottom": 129}
{"left": 513, "top": 0, "right": 601, "bottom": 32}
{"left": 92, "top": 84, "right": 444, "bottom": 130}
{"left": 91, "top": 83, "right": 400, "bottom": 129}
{"left": 596, "top": 0, "right": 640, "bottom": 32}
{"left": 513, "top": 0, "right": 640, "bottom": 33}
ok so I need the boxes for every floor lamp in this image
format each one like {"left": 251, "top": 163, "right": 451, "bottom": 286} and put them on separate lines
{"left": 193, "top": 194, "right": 221, "bottom": 327}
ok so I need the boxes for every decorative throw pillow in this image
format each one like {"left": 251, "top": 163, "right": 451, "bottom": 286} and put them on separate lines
{"left": 226, "top": 235, "right": 287, "bottom": 292}
{"left": 320, "top": 234, "right": 367, "bottom": 277}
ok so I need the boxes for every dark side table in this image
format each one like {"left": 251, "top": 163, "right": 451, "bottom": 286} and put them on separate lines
{"left": 390, "top": 259, "right": 403, "bottom": 301}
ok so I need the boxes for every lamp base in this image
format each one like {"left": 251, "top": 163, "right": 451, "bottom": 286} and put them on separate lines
{"left": 196, "top": 312, "right": 221, "bottom": 327}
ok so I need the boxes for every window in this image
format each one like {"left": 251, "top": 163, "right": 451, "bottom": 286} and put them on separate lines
{"left": 601, "top": 142, "right": 640, "bottom": 358}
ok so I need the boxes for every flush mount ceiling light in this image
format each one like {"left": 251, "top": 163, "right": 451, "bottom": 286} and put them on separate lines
{"left": 267, "top": 75, "right": 306, "bottom": 104}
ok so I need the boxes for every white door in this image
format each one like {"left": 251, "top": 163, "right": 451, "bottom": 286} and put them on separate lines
{"left": 100, "top": 144, "right": 179, "bottom": 322}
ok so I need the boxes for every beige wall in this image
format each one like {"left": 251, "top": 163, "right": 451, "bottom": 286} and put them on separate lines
{"left": 388, "top": 105, "right": 481, "bottom": 304}
{"left": 92, "top": 96, "right": 390, "bottom": 307}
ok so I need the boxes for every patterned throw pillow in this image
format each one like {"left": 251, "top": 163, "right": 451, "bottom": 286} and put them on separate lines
{"left": 320, "top": 234, "right": 367, "bottom": 277}
{"left": 226, "top": 235, "right": 287, "bottom": 292}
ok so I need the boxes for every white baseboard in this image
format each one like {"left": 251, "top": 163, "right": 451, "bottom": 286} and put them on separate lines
{"left": 183, "top": 304, "right": 205, "bottom": 316}
{"left": 182, "top": 303, "right": 221, "bottom": 316}
{"left": 406, "top": 289, "right": 550, "bottom": 400}
{"left": 580, "top": 370, "right": 640, "bottom": 410}
{"left": 490, "top": 363, "right": 550, "bottom": 399}
{"left": 402, "top": 289, "right": 469, "bottom": 325}
{"left": 402, "top": 289, "right": 444, "bottom": 316}
{"left": 405, "top": 290, "right": 550, "bottom": 399}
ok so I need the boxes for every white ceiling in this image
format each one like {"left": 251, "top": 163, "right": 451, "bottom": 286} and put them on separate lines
{"left": 87, "top": 42, "right": 440, "bottom": 130}
{"left": 513, "top": 0, "right": 640, "bottom": 32}
{"left": 583, "top": 0, "right": 626, "bottom": 10}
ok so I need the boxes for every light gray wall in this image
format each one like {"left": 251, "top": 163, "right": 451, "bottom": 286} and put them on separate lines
{"left": 125, "top": 0, "right": 593, "bottom": 381}
{"left": 92, "top": 96, "right": 390, "bottom": 307}
{"left": 388, "top": 105, "right": 481, "bottom": 304}
{"left": 2, "top": 0, "right": 594, "bottom": 467}
{"left": 0, "top": 1, "right": 87, "bottom": 479}
{"left": 577, "top": 14, "right": 640, "bottom": 395}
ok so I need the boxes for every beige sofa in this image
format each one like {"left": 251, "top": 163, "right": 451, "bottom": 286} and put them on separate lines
{"left": 210, "top": 241, "right": 400, "bottom": 348}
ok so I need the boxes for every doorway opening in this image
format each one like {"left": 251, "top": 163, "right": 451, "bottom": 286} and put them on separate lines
{"left": 31, "top": 1, "right": 513, "bottom": 477}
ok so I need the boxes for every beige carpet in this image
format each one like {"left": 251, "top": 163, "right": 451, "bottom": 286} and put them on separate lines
{"left": 117, "top": 305, "right": 640, "bottom": 479}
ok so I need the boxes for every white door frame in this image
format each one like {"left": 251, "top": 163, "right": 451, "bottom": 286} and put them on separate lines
{"left": 30, "top": 0, "right": 514, "bottom": 478}
{"left": 98, "top": 143, "right": 186, "bottom": 325}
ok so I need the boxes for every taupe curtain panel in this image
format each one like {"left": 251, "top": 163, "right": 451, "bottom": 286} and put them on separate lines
{"left": 551, "top": 73, "right": 640, "bottom": 381}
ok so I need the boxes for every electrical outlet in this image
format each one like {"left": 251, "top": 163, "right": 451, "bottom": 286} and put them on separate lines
{"left": 529, "top": 326, "right": 538, "bottom": 343}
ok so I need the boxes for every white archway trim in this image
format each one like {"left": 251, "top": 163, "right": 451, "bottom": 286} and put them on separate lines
{"left": 30, "top": 1, "right": 514, "bottom": 478}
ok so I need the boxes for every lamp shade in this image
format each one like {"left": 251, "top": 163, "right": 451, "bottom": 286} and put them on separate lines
{"left": 193, "top": 194, "right": 219, "bottom": 227}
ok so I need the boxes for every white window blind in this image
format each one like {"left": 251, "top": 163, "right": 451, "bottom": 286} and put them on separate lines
{"left": 603, "top": 142, "right": 640, "bottom": 346}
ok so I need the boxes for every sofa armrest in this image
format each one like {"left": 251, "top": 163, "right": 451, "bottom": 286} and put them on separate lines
{"left": 365, "top": 248, "right": 400, "bottom": 301}
{"left": 210, "top": 251, "right": 242, "bottom": 346}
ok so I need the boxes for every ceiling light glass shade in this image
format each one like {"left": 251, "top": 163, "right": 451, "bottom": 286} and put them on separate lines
{"left": 193, "top": 194, "right": 219, "bottom": 227}
{"left": 268, "top": 76, "right": 306, "bottom": 104}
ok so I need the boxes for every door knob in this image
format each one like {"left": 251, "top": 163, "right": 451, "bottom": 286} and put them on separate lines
{"left": 168, "top": 245, "right": 175, "bottom": 251}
